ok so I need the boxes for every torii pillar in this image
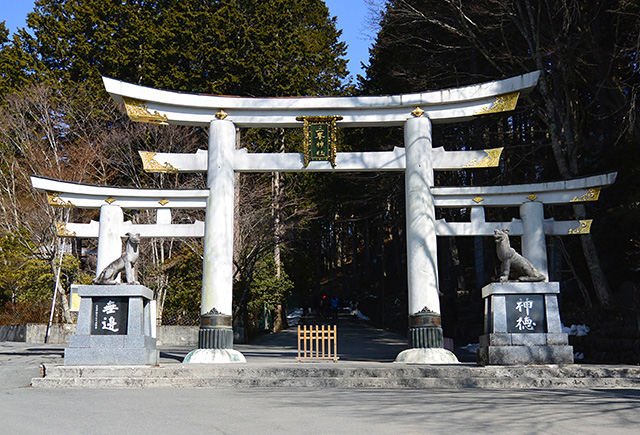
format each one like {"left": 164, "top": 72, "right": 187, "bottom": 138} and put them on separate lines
{"left": 520, "top": 201, "right": 549, "bottom": 277}
{"left": 395, "top": 116, "right": 458, "bottom": 363}
{"left": 96, "top": 204, "right": 125, "bottom": 278}
{"left": 184, "top": 119, "right": 246, "bottom": 363}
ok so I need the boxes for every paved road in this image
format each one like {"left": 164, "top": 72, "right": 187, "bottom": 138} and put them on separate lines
{"left": 2, "top": 319, "right": 640, "bottom": 434}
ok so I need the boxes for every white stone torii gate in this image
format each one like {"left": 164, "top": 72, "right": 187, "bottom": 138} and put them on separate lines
{"left": 99, "top": 70, "right": 604, "bottom": 364}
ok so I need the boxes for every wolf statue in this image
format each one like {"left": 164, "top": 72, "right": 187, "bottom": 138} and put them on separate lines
{"left": 93, "top": 233, "right": 141, "bottom": 285}
{"left": 494, "top": 229, "right": 546, "bottom": 282}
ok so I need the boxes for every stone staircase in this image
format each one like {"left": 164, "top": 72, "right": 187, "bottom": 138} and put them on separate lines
{"left": 32, "top": 363, "right": 640, "bottom": 389}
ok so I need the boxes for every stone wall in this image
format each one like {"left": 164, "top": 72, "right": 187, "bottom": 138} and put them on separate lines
{"left": 0, "top": 325, "right": 26, "bottom": 342}
{"left": 26, "top": 323, "right": 76, "bottom": 343}
{"left": 156, "top": 326, "right": 198, "bottom": 346}
{"left": 1, "top": 324, "right": 199, "bottom": 347}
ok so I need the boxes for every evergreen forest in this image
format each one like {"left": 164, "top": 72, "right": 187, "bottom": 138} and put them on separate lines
{"left": 0, "top": 0, "right": 639, "bottom": 363}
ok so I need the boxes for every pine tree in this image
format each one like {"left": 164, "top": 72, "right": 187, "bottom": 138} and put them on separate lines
{"left": 0, "top": 22, "right": 41, "bottom": 101}
{"left": 18, "top": 0, "right": 348, "bottom": 95}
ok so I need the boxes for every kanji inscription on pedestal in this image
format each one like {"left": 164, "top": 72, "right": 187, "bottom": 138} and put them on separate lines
{"left": 91, "top": 297, "right": 128, "bottom": 335}
{"left": 506, "top": 294, "right": 545, "bottom": 334}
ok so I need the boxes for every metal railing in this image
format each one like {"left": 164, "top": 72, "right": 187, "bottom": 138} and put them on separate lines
{"left": 297, "top": 325, "right": 339, "bottom": 362}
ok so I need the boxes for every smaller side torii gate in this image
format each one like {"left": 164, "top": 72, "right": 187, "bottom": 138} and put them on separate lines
{"left": 432, "top": 172, "right": 617, "bottom": 277}
{"left": 30, "top": 176, "right": 206, "bottom": 277}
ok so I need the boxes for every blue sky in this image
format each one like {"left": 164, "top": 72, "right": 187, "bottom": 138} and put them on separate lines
{"left": 0, "top": 0, "right": 378, "bottom": 80}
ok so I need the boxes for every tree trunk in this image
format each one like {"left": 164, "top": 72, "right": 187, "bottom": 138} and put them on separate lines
{"left": 379, "top": 216, "right": 387, "bottom": 327}
{"left": 572, "top": 204, "right": 611, "bottom": 307}
{"left": 234, "top": 128, "right": 242, "bottom": 278}
{"left": 273, "top": 304, "right": 286, "bottom": 332}
{"left": 273, "top": 170, "right": 283, "bottom": 280}
{"left": 58, "top": 287, "right": 72, "bottom": 324}
{"left": 272, "top": 129, "right": 287, "bottom": 332}
{"left": 351, "top": 220, "right": 359, "bottom": 299}
{"left": 558, "top": 237, "right": 593, "bottom": 308}
{"left": 50, "top": 252, "right": 72, "bottom": 324}
{"left": 516, "top": 1, "right": 613, "bottom": 307}
{"left": 273, "top": 129, "right": 285, "bottom": 279}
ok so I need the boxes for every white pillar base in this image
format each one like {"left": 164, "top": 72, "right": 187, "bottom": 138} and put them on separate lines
{"left": 183, "top": 349, "right": 246, "bottom": 364}
{"left": 394, "top": 348, "right": 460, "bottom": 364}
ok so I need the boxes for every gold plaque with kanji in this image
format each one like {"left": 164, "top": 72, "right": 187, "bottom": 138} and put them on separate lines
{"left": 296, "top": 115, "right": 343, "bottom": 167}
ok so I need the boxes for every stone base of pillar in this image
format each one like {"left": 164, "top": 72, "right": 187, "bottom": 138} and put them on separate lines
{"left": 408, "top": 311, "right": 444, "bottom": 348}
{"left": 183, "top": 348, "right": 246, "bottom": 364}
{"left": 183, "top": 312, "right": 246, "bottom": 364}
{"left": 395, "top": 311, "right": 460, "bottom": 363}
{"left": 394, "top": 348, "right": 459, "bottom": 364}
{"left": 197, "top": 313, "right": 233, "bottom": 349}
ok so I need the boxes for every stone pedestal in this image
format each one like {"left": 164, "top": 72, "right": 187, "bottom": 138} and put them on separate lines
{"left": 478, "top": 282, "right": 573, "bottom": 365}
{"left": 65, "top": 285, "right": 158, "bottom": 366}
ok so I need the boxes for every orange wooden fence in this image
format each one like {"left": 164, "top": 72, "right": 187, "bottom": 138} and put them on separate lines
{"left": 297, "top": 325, "right": 339, "bottom": 362}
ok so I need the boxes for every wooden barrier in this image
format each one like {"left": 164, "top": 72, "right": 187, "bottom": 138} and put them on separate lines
{"left": 297, "top": 325, "right": 339, "bottom": 362}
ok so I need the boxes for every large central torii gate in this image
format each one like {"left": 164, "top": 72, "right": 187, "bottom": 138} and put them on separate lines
{"left": 102, "top": 71, "right": 555, "bottom": 363}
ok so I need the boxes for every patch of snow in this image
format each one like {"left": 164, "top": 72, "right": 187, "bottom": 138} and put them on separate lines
{"left": 354, "top": 310, "right": 370, "bottom": 321}
{"left": 286, "top": 308, "right": 304, "bottom": 326}
{"left": 461, "top": 343, "right": 480, "bottom": 354}
{"left": 562, "top": 324, "right": 590, "bottom": 336}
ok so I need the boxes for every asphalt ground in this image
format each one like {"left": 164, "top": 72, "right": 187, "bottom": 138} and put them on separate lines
{"left": 1, "top": 316, "right": 640, "bottom": 434}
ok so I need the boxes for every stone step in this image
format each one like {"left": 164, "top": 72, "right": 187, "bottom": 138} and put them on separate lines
{"left": 31, "top": 376, "right": 640, "bottom": 389}
{"left": 37, "top": 364, "right": 640, "bottom": 378}
{"left": 31, "top": 364, "right": 640, "bottom": 389}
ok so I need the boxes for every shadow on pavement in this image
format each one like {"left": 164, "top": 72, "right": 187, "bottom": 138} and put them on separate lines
{"left": 236, "top": 313, "right": 408, "bottom": 363}
{"left": 159, "top": 313, "right": 479, "bottom": 364}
